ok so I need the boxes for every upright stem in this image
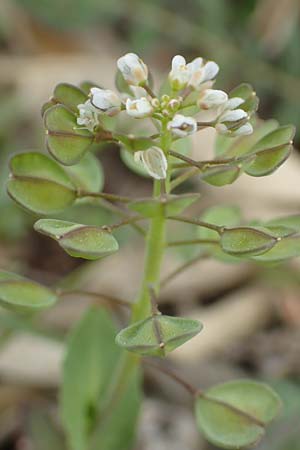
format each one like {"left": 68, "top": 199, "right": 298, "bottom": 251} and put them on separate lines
{"left": 131, "top": 180, "right": 166, "bottom": 322}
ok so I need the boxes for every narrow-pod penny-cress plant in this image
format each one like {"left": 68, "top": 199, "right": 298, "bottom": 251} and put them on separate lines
{"left": 5, "top": 52, "right": 298, "bottom": 450}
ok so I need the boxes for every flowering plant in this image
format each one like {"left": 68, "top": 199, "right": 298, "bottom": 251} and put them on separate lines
{"left": 4, "top": 51, "right": 298, "bottom": 450}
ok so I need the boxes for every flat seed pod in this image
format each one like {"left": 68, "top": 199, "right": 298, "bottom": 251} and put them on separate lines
{"left": 44, "top": 105, "right": 94, "bottom": 165}
{"left": 128, "top": 194, "right": 200, "bottom": 218}
{"left": 34, "top": 219, "right": 119, "bottom": 260}
{"left": 229, "top": 83, "right": 259, "bottom": 116}
{"left": 7, "top": 152, "right": 76, "bottom": 215}
{"left": 245, "top": 144, "right": 292, "bottom": 177}
{"left": 251, "top": 125, "right": 295, "bottom": 154}
{"left": 79, "top": 80, "right": 102, "bottom": 95}
{"left": 116, "top": 135, "right": 154, "bottom": 151}
{"left": 201, "top": 165, "right": 241, "bottom": 187}
{"left": 252, "top": 234, "right": 300, "bottom": 262}
{"left": 115, "top": 315, "right": 202, "bottom": 357}
{"left": 65, "top": 153, "right": 104, "bottom": 193}
{"left": 195, "top": 380, "right": 281, "bottom": 449}
{"left": 53, "top": 83, "right": 87, "bottom": 113}
{"left": 220, "top": 226, "right": 276, "bottom": 256}
{"left": 0, "top": 271, "right": 57, "bottom": 312}
{"left": 120, "top": 148, "right": 149, "bottom": 177}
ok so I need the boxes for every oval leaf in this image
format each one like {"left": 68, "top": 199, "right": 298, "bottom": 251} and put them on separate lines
{"left": 220, "top": 227, "right": 276, "bottom": 256}
{"left": 0, "top": 271, "right": 57, "bottom": 311}
{"left": 44, "top": 105, "right": 94, "bottom": 165}
{"left": 195, "top": 380, "right": 281, "bottom": 449}
{"left": 116, "top": 315, "right": 202, "bottom": 356}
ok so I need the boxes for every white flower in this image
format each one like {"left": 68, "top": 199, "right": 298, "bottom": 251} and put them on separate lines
{"left": 215, "top": 96, "right": 253, "bottom": 137}
{"left": 77, "top": 100, "right": 99, "bottom": 132}
{"left": 167, "top": 114, "right": 197, "bottom": 138}
{"left": 219, "top": 108, "right": 248, "bottom": 123}
{"left": 198, "top": 89, "right": 228, "bottom": 109}
{"left": 126, "top": 97, "right": 153, "bottom": 118}
{"left": 117, "top": 53, "right": 148, "bottom": 86}
{"left": 169, "top": 55, "right": 219, "bottom": 91}
{"left": 232, "top": 123, "right": 253, "bottom": 137}
{"left": 169, "top": 55, "right": 191, "bottom": 90}
{"left": 90, "top": 87, "right": 121, "bottom": 115}
{"left": 134, "top": 147, "right": 167, "bottom": 180}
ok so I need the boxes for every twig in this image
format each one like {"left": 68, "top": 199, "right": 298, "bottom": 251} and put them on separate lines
{"left": 167, "top": 215, "right": 222, "bottom": 233}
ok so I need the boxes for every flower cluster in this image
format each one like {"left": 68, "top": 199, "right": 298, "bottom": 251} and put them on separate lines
{"left": 76, "top": 53, "right": 255, "bottom": 180}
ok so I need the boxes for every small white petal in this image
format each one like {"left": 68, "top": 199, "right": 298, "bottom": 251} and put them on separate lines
{"left": 215, "top": 123, "right": 229, "bottom": 135}
{"left": 167, "top": 114, "right": 197, "bottom": 137}
{"left": 199, "top": 89, "right": 228, "bottom": 109}
{"left": 126, "top": 97, "right": 153, "bottom": 118}
{"left": 134, "top": 147, "right": 167, "bottom": 180}
{"left": 219, "top": 108, "right": 248, "bottom": 122}
{"left": 226, "top": 97, "right": 245, "bottom": 110}
{"left": 77, "top": 100, "right": 99, "bottom": 131}
{"left": 172, "top": 55, "right": 187, "bottom": 69}
{"left": 232, "top": 123, "right": 253, "bottom": 136}
{"left": 169, "top": 55, "right": 190, "bottom": 90}
{"left": 202, "top": 61, "right": 219, "bottom": 82}
{"left": 91, "top": 88, "right": 121, "bottom": 114}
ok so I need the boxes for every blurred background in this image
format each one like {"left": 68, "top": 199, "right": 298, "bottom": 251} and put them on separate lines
{"left": 0, "top": 0, "right": 300, "bottom": 449}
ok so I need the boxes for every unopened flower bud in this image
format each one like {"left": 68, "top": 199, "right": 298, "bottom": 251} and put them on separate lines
{"left": 126, "top": 97, "right": 153, "bottom": 118}
{"left": 198, "top": 89, "right": 228, "bottom": 109}
{"left": 134, "top": 147, "right": 167, "bottom": 180}
{"left": 90, "top": 87, "right": 121, "bottom": 115}
{"left": 168, "top": 99, "right": 180, "bottom": 110}
{"left": 231, "top": 123, "right": 253, "bottom": 137}
{"left": 77, "top": 100, "right": 99, "bottom": 132}
{"left": 117, "top": 53, "right": 148, "bottom": 86}
{"left": 219, "top": 109, "right": 248, "bottom": 123}
{"left": 167, "top": 114, "right": 197, "bottom": 138}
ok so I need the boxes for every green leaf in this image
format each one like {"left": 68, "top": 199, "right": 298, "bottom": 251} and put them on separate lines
{"left": 195, "top": 380, "right": 281, "bottom": 449}
{"left": 252, "top": 234, "right": 300, "bottom": 262}
{"left": 116, "top": 315, "right": 202, "bottom": 356}
{"left": 201, "top": 165, "right": 241, "bottom": 186}
{"left": 7, "top": 152, "right": 76, "bottom": 215}
{"left": 34, "top": 219, "right": 119, "bottom": 260}
{"left": 128, "top": 193, "right": 200, "bottom": 218}
{"left": 266, "top": 214, "right": 300, "bottom": 231}
{"left": 65, "top": 153, "right": 104, "bottom": 193}
{"left": 90, "top": 367, "right": 141, "bottom": 450}
{"left": 61, "top": 307, "right": 122, "bottom": 450}
{"left": 220, "top": 227, "right": 277, "bottom": 256}
{"left": 44, "top": 105, "right": 94, "bottom": 165}
{"left": 0, "top": 271, "right": 57, "bottom": 312}
{"left": 53, "top": 83, "right": 87, "bottom": 113}
{"left": 245, "top": 144, "right": 292, "bottom": 177}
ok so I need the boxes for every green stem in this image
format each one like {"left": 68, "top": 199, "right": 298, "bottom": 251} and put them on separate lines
{"left": 131, "top": 180, "right": 166, "bottom": 322}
